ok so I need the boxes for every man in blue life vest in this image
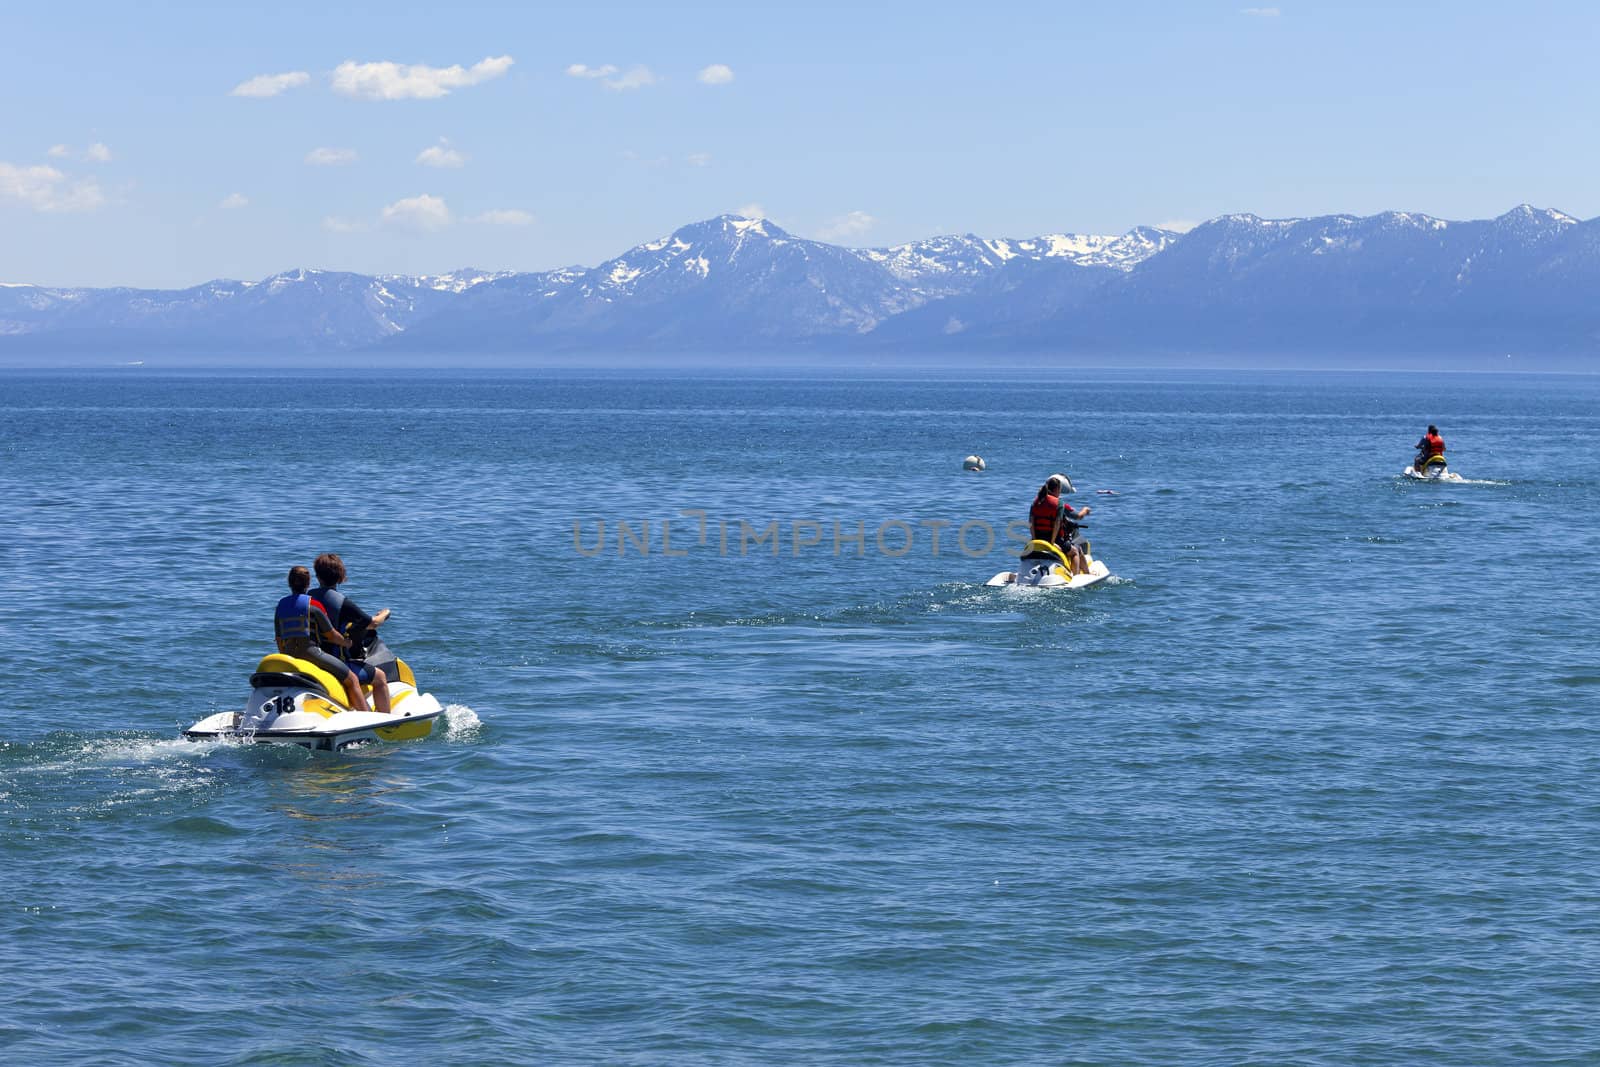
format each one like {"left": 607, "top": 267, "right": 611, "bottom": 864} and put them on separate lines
{"left": 273, "top": 565, "right": 373, "bottom": 712}
{"left": 1414, "top": 424, "right": 1445, "bottom": 470}
{"left": 1029, "top": 473, "right": 1092, "bottom": 575}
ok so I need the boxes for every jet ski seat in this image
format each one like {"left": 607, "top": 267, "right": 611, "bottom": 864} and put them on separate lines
{"left": 251, "top": 653, "right": 346, "bottom": 704}
{"left": 1019, "top": 539, "right": 1072, "bottom": 566}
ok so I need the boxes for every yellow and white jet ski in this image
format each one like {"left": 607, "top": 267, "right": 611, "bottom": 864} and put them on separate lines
{"left": 184, "top": 635, "right": 443, "bottom": 752}
{"left": 1403, "top": 454, "right": 1464, "bottom": 482}
{"left": 986, "top": 539, "right": 1112, "bottom": 590}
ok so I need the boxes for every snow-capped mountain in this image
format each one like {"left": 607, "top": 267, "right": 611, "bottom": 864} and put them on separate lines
{"left": 381, "top": 268, "right": 517, "bottom": 294}
{"left": 0, "top": 267, "right": 542, "bottom": 350}
{"left": 390, "top": 215, "right": 913, "bottom": 350}
{"left": 1040, "top": 204, "right": 1599, "bottom": 353}
{"left": 991, "top": 226, "right": 1179, "bottom": 269}
{"left": 852, "top": 226, "right": 1177, "bottom": 299}
{"left": 4, "top": 206, "right": 1600, "bottom": 360}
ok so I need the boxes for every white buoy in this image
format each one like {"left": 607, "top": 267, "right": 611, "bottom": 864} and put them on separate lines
{"left": 963, "top": 455, "right": 986, "bottom": 472}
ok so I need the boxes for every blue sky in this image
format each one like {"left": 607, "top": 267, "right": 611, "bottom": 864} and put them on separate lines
{"left": 3, "top": 0, "right": 1596, "bottom": 287}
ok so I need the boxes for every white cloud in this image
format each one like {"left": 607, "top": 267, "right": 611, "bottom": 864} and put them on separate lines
{"left": 219, "top": 192, "right": 249, "bottom": 210}
{"left": 571, "top": 63, "right": 657, "bottom": 90}
{"left": 331, "top": 55, "right": 513, "bottom": 100}
{"left": 697, "top": 64, "right": 734, "bottom": 86}
{"left": 604, "top": 65, "right": 657, "bottom": 91}
{"left": 322, "top": 216, "right": 365, "bottom": 234}
{"left": 46, "top": 143, "right": 114, "bottom": 163}
{"left": 416, "top": 140, "right": 466, "bottom": 168}
{"left": 817, "top": 210, "right": 875, "bottom": 241}
{"left": 0, "top": 162, "right": 106, "bottom": 212}
{"left": 305, "top": 147, "right": 358, "bottom": 166}
{"left": 621, "top": 149, "right": 670, "bottom": 168}
{"left": 736, "top": 202, "right": 767, "bottom": 219}
{"left": 381, "top": 193, "right": 451, "bottom": 230}
{"left": 230, "top": 71, "right": 311, "bottom": 98}
{"left": 1240, "top": 7, "right": 1281, "bottom": 15}
{"left": 686, "top": 152, "right": 712, "bottom": 167}
{"left": 1154, "top": 219, "right": 1199, "bottom": 233}
{"left": 468, "top": 209, "right": 534, "bottom": 226}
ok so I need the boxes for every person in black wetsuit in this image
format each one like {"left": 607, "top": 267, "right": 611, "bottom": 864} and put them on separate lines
{"left": 310, "top": 552, "right": 391, "bottom": 715}
{"left": 273, "top": 565, "right": 371, "bottom": 711}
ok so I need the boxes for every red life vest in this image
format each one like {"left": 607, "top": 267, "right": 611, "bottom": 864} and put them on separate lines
{"left": 1030, "top": 494, "right": 1060, "bottom": 539}
{"left": 1424, "top": 433, "right": 1445, "bottom": 457}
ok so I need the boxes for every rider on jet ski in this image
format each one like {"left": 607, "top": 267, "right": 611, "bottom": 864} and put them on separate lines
{"left": 1414, "top": 425, "right": 1445, "bottom": 471}
{"left": 310, "top": 552, "right": 391, "bottom": 716}
{"left": 274, "top": 565, "right": 373, "bottom": 712}
{"left": 1029, "top": 473, "right": 1092, "bottom": 575}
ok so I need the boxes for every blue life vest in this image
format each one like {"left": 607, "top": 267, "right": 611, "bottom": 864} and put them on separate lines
{"left": 274, "top": 593, "right": 314, "bottom": 643}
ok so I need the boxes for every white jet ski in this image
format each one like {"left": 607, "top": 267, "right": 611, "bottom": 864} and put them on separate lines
{"left": 1403, "top": 454, "right": 1464, "bottom": 482}
{"left": 185, "top": 633, "right": 443, "bottom": 752}
{"left": 987, "top": 539, "right": 1112, "bottom": 590}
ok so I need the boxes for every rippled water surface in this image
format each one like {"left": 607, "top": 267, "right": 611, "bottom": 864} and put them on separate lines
{"left": 3, "top": 368, "right": 1599, "bottom": 1065}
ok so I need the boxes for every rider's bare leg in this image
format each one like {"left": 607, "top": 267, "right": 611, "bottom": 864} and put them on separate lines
{"left": 341, "top": 672, "right": 369, "bottom": 712}
{"left": 371, "top": 668, "right": 390, "bottom": 715}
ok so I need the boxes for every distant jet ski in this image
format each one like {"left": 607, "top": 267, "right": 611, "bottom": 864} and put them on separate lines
{"left": 184, "top": 633, "right": 443, "bottom": 752}
{"left": 986, "top": 539, "right": 1112, "bottom": 590}
{"left": 1402, "top": 454, "right": 1464, "bottom": 482}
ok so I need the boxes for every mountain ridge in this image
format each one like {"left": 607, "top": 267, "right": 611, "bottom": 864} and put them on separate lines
{"left": 3, "top": 205, "right": 1596, "bottom": 361}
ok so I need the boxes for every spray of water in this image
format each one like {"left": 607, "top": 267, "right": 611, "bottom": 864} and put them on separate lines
{"left": 443, "top": 704, "right": 483, "bottom": 741}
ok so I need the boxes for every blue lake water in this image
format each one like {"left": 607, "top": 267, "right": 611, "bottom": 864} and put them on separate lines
{"left": 3, "top": 368, "right": 1599, "bottom": 1064}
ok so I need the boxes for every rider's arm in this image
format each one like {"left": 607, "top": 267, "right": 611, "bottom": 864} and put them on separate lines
{"left": 342, "top": 597, "right": 375, "bottom": 630}
{"left": 312, "top": 605, "right": 350, "bottom": 648}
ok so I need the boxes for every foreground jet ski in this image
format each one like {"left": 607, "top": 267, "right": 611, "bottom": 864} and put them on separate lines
{"left": 184, "top": 633, "right": 443, "bottom": 752}
{"left": 1403, "top": 454, "right": 1464, "bottom": 482}
{"left": 986, "top": 539, "right": 1112, "bottom": 590}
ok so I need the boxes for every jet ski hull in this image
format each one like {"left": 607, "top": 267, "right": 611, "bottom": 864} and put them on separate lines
{"left": 1403, "top": 463, "right": 1464, "bottom": 482}
{"left": 987, "top": 539, "right": 1113, "bottom": 589}
{"left": 184, "top": 651, "right": 446, "bottom": 751}
{"left": 183, "top": 705, "right": 444, "bottom": 751}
